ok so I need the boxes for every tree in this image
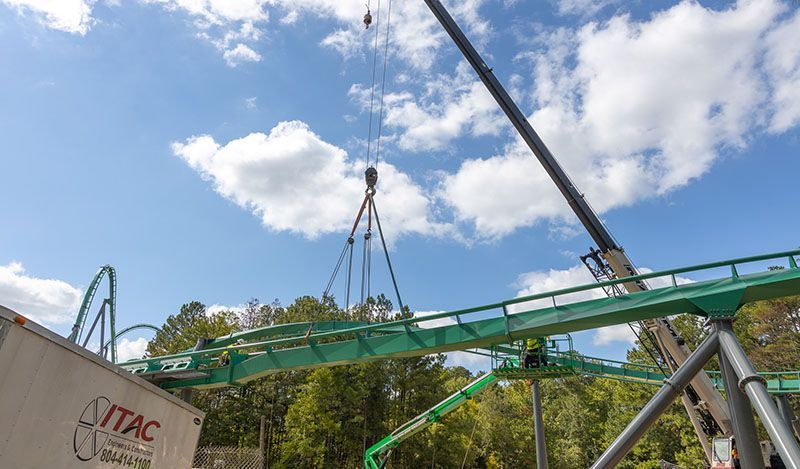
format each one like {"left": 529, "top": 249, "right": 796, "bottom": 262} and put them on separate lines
{"left": 147, "top": 301, "right": 239, "bottom": 356}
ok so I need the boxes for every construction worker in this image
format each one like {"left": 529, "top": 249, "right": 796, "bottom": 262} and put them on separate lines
{"left": 524, "top": 337, "right": 547, "bottom": 368}
{"left": 218, "top": 339, "right": 244, "bottom": 366}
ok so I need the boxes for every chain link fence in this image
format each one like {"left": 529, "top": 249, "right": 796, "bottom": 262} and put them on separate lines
{"left": 193, "top": 446, "right": 264, "bottom": 469}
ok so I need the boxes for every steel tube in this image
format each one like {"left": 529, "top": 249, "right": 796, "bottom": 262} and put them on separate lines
{"left": 532, "top": 381, "right": 548, "bottom": 469}
{"left": 775, "top": 395, "right": 800, "bottom": 440}
{"left": 713, "top": 321, "right": 764, "bottom": 469}
{"left": 718, "top": 329, "right": 800, "bottom": 468}
{"left": 181, "top": 338, "right": 208, "bottom": 403}
{"left": 679, "top": 392, "right": 711, "bottom": 461}
{"left": 591, "top": 332, "right": 719, "bottom": 469}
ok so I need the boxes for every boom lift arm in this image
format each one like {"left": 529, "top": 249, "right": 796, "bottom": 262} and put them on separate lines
{"left": 421, "top": 0, "right": 732, "bottom": 453}
{"left": 364, "top": 371, "right": 498, "bottom": 469}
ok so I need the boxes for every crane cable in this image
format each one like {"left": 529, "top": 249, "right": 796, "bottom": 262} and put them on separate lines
{"left": 364, "top": 0, "right": 393, "bottom": 170}
{"left": 364, "top": 0, "right": 382, "bottom": 170}
{"left": 322, "top": 1, "right": 404, "bottom": 313}
{"left": 373, "top": 0, "right": 393, "bottom": 169}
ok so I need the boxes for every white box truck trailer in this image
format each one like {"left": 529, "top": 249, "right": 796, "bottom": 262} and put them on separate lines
{"left": 0, "top": 305, "right": 204, "bottom": 468}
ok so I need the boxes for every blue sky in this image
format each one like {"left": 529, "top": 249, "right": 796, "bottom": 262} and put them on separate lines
{"left": 1, "top": 0, "right": 799, "bottom": 367}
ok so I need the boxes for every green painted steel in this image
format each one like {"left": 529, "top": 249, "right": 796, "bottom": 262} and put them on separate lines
{"left": 364, "top": 372, "right": 498, "bottom": 469}
{"left": 122, "top": 250, "right": 800, "bottom": 391}
{"left": 500, "top": 353, "right": 800, "bottom": 394}
{"left": 203, "top": 320, "right": 417, "bottom": 350}
{"left": 68, "top": 265, "right": 118, "bottom": 362}
{"left": 102, "top": 323, "right": 161, "bottom": 355}
{"left": 708, "top": 371, "right": 800, "bottom": 395}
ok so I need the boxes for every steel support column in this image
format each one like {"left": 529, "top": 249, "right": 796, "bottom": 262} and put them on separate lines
{"left": 181, "top": 338, "right": 208, "bottom": 403}
{"left": 713, "top": 320, "right": 764, "bottom": 469}
{"left": 532, "top": 381, "right": 548, "bottom": 469}
{"left": 718, "top": 329, "right": 800, "bottom": 468}
{"left": 678, "top": 392, "right": 712, "bottom": 460}
{"left": 591, "top": 332, "right": 719, "bottom": 469}
{"left": 775, "top": 395, "right": 800, "bottom": 440}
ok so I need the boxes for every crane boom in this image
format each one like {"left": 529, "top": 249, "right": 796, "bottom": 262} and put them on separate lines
{"left": 423, "top": 1, "right": 617, "bottom": 253}
{"left": 422, "top": 0, "right": 732, "bottom": 457}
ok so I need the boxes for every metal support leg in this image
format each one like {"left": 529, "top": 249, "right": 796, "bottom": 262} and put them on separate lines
{"left": 718, "top": 329, "right": 800, "bottom": 468}
{"left": 775, "top": 395, "right": 800, "bottom": 441}
{"left": 532, "top": 381, "right": 548, "bottom": 469}
{"left": 678, "top": 392, "right": 712, "bottom": 461}
{"left": 591, "top": 332, "right": 719, "bottom": 469}
{"left": 181, "top": 338, "right": 208, "bottom": 404}
{"left": 713, "top": 321, "right": 764, "bottom": 469}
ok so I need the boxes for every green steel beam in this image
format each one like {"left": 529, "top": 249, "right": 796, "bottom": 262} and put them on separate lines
{"left": 202, "top": 321, "right": 416, "bottom": 350}
{"left": 123, "top": 250, "right": 800, "bottom": 391}
{"left": 708, "top": 371, "right": 800, "bottom": 395}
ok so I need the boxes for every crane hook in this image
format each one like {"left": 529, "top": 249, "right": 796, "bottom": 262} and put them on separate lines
{"left": 363, "top": 4, "right": 372, "bottom": 29}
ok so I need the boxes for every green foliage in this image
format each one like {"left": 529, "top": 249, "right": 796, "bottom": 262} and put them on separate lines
{"left": 148, "top": 295, "right": 800, "bottom": 468}
{"left": 146, "top": 301, "right": 239, "bottom": 356}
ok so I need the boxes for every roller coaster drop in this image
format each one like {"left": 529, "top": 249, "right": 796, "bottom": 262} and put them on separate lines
{"left": 67, "top": 264, "right": 160, "bottom": 364}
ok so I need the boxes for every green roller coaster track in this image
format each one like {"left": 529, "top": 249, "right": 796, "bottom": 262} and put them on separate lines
{"left": 68, "top": 265, "right": 160, "bottom": 363}
{"left": 120, "top": 249, "right": 800, "bottom": 391}
{"left": 68, "top": 265, "right": 118, "bottom": 361}
{"left": 102, "top": 323, "right": 162, "bottom": 357}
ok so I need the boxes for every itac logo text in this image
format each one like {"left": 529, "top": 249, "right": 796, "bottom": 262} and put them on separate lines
{"left": 74, "top": 397, "right": 162, "bottom": 461}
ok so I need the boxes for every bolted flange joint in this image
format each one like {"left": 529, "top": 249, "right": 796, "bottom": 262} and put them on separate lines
{"left": 707, "top": 308, "right": 737, "bottom": 320}
{"left": 738, "top": 374, "right": 767, "bottom": 393}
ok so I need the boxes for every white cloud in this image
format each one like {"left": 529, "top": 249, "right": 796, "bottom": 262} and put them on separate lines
{"left": 172, "top": 120, "right": 452, "bottom": 240}
{"left": 355, "top": 62, "right": 505, "bottom": 152}
{"left": 1, "top": 0, "right": 95, "bottom": 34}
{"left": 438, "top": 0, "right": 800, "bottom": 240}
{"left": 268, "top": 0, "right": 491, "bottom": 69}
{"left": 592, "top": 324, "right": 634, "bottom": 346}
{"left": 512, "top": 263, "right": 694, "bottom": 345}
{"left": 138, "top": 1, "right": 270, "bottom": 65}
{"left": 143, "top": 0, "right": 269, "bottom": 26}
{"left": 244, "top": 96, "right": 258, "bottom": 109}
{"left": 206, "top": 303, "right": 247, "bottom": 316}
{"left": 116, "top": 337, "right": 149, "bottom": 362}
{"left": 0, "top": 262, "right": 82, "bottom": 325}
{"left": 415, "top": 310, "right": 456, "bottom": 329}
{"left": 764, "top": 8, "right": 800, "bottom": 132}
{"left": 554, "top": 0, "right": 620, "bottom": 18}
{"left": 511, "top": 264, "right": 602, "bottom": 313}
{"left": 320, "top": 28, "right": 362, "bottom": 58}
{"left": 7, "top": 0, "right": 470, "bottom": 68}
{"left": 445, "top": 350, "right": 490, "bottom": 371}
{"left": 223, "top": 43, "right": 262, "bottom": 66}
